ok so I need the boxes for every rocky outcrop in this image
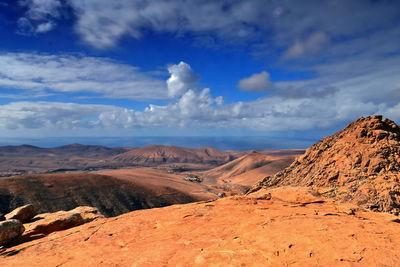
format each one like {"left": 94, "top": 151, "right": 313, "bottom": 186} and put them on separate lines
{"left": 23, "top": 206, "right": 104, "bottom": 237}
{"left": 0, "top": 220, "right": 24, "bottom": 245}
{"left": 249, "top": 115, "right": 400, "bottom": 214}
{"left": 5, "top": 204, "right": 36, "bottom": 223}
{"left": 23, "top": 211, "right": 85, "bottom": 237}
{"left": 0, "top": 204, "right": 104, "bottom": 247}
{"left": 68, "top": 206, "right": 104, "bottom": 223}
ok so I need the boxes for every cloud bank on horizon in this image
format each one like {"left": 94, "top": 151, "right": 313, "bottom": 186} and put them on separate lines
{"left": 0, "top": 0, "right": 399, "bottom": 137}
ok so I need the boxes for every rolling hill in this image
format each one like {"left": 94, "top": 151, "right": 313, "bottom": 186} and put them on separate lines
{"left": 0, "top": 169, "right": 217, "bottom": 217}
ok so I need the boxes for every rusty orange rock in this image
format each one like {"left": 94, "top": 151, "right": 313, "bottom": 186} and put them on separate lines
{"left": 250, "top": 115, "right": 400, "bottom": 214}
{"left": 1, "top": 189, "right": 400, "bottom": 266}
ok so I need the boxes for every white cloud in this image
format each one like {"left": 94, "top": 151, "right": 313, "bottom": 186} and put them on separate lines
{"left": 1, "top": 81, "right": 399, "bottom": 135}
{"left": 66, "top": 0, "right": 264, "bottom": 49}
{"left": 0, "top": 53, "right": 168, "bottom": 100}
{"left": 166, "top": 62, "right": 198, "bottom": 97}
{"left": 22, "top": 0, "right": 62, "bottom": 20}
{"left": 0, "top": 101, "right": 134, "bottom": 130}
{"left": 59, "top": 0, "right": 400, "bottom": 53}
{"left": 17, "top": 0, "right": 62, "bottom": 34}
{"left": 238, "top": 71, "right": 272, "bottom": 91}
{"left": 135, "top": 88, "right": 242, "bottom": 128}
{"left": 36, "top": 21, "right": 55, "bottom": 33}
{"left": 1, "top": 53, "right": 400, "bottom": 136}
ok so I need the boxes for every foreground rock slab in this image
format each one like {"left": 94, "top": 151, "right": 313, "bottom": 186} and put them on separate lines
{"left": 0, "top": 220, "right": 25, "bottom": 246}
{"left": 1, "top": 187, "right": 400, "bottom": 266}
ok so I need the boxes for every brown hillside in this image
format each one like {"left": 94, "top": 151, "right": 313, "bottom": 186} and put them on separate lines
{"left": 0, "top": 169, "right": 216, "bottom": 217}
{"left": 112, "top": 145, "right": 234, "bottom": 166}
{"left": 2, "top": 187, "right": 400, "bottom": 266}
{"left": 228, "top": 158, "right": 297, "bottom": 186}
{"left": 200, "top": 151, "right": 299, "bottom": 186}
{"left": 0, "top": 144, "right": 234, "bottom": 177}
{"left": 249, "top": 115, "right": 400, "bottom": 214}
{"left": 0, "top": 144, "right": 129, "bottom": 176}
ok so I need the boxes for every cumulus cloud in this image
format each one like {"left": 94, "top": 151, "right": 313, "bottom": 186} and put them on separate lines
{"left": 135, "top": 88, "right": 242, "bottom": 128}
{"left": 166, "top": 62, "right": 198, "bottom": 97}
{"left": 1, "top": 73, "right": 400, "bottom": 135}
{"left": 0, "top": 53, "right": 167, "bottom": 100}
{"left": 238, "top": 71, "right": 272, "bottom": 91}
{"left": 1, "top": 50, "right": 400, "bottom": 135}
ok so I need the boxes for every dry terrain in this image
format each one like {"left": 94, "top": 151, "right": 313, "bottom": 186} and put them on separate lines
{"left": 2, "top": 186, "right": 400, "bottom": 266}
{"left": 0, "top": 170, "right": 216, "bottom": 217}
{"left": 112, "top": 145, "right": 235, "bottom": 166}
{"left": 199, "top": 150, "right": 301, "bottom": 187}
{"left": 0, "top": 144, "right": 236, "bottom": 177}
{"left": 0, "top": 144, "right": 128, "bottom": 176}
{"left": 0, "top": 146, "right": 301, "bottom": 217}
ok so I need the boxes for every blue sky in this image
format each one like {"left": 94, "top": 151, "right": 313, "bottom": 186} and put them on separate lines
{"left": 0, "top": 0, "right": 399, "bottom": 139}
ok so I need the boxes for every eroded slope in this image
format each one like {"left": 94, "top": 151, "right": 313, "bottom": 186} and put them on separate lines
{"left": 250, "top": 115, "right": 400, "bottom": 214}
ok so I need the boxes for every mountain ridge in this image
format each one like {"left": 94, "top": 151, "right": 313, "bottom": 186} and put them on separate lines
{"left": 249, "top": 115, "right": 400, "bottom": 214}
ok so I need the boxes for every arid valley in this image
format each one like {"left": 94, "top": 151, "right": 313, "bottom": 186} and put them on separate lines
{"left": 0, "top": 115, "right": 400, "bottom": 266}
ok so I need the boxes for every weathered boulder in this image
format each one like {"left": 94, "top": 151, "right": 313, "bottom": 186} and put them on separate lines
{"left": 22, "top": 206, "right": 105, "bottom": 238}
{"left": 5, "top": 204, "right": 37, "bottom": 223}
{"left": 68, "top": 206, "right": 104, "bottom": 223}
{"left": 0, "top": 219, "right": 25, "bottom": 245}
{"left": 24, "top": 211, "right": 84, "bottom": 237}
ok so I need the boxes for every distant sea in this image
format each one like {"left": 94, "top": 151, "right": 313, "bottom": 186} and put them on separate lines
{"left": 0, "top": 136, "right": 317, "bottom": 150}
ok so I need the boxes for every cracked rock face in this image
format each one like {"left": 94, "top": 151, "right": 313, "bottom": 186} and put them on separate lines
{"left": 249, "top": 115, "right": 400, "bottom": 214}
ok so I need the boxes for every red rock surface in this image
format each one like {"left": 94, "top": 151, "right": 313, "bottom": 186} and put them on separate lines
{"left": 250, "top": 115, "right": 400, "bottom": 214}
{"left": 1, "top": 187, "right": 400, "bottom": 266}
